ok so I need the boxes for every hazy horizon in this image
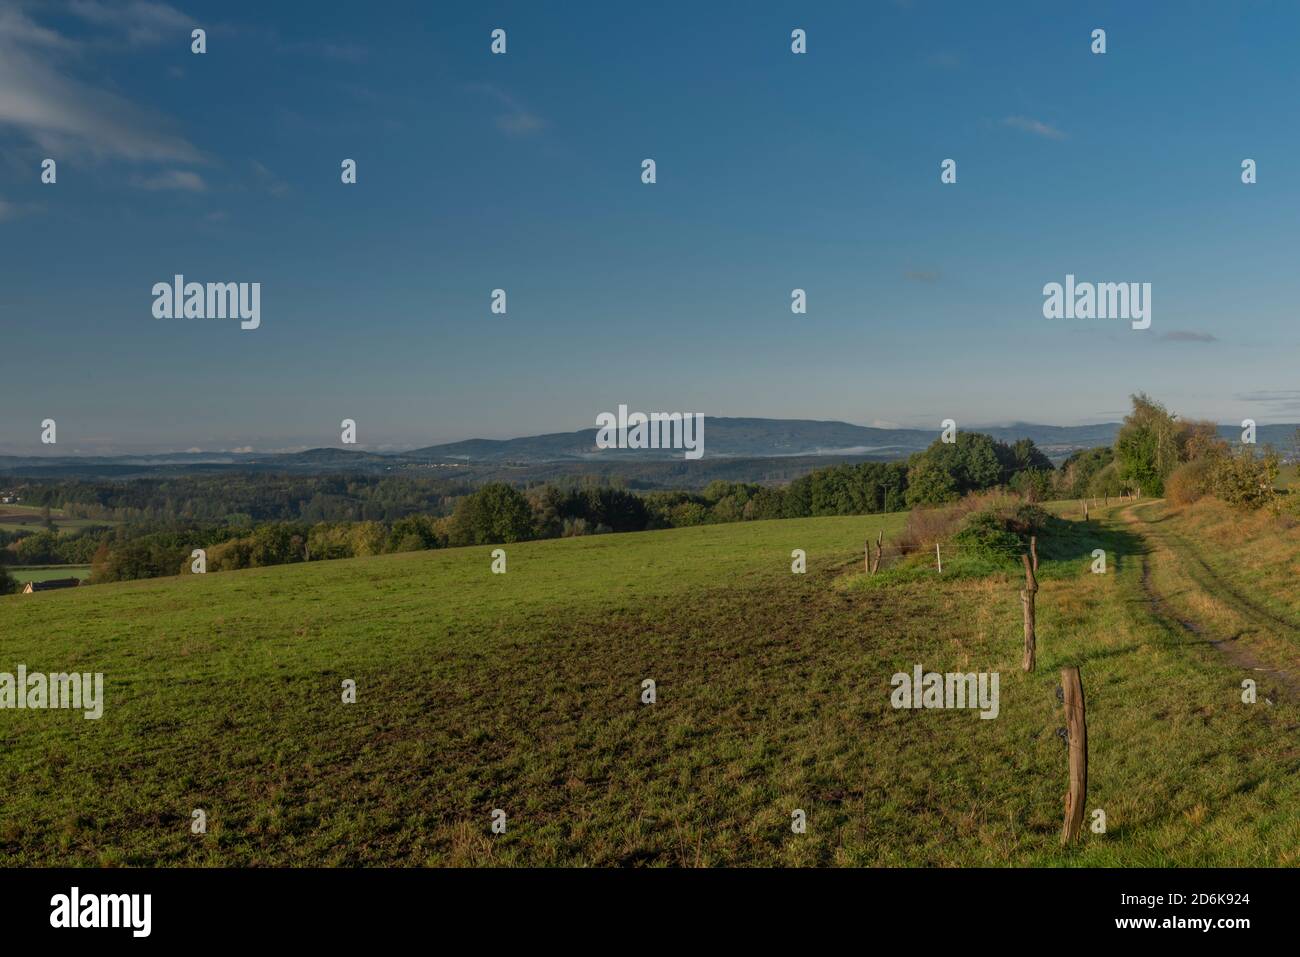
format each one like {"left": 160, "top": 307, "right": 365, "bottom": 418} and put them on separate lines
{"left": 0, "top": 411, "right": 1289, "bottom": 458}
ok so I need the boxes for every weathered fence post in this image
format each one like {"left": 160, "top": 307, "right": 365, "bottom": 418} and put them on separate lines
{"left": 864, "top": 536, "right": 870, "bottom": 574}
{"left": 1021, "top": 536, "right": 1038, "bottom": 672}
{"left": 936, "top": 542, "right": 942, "bottom": 574}
{"left": 1060, "top": 666, "right": 1088, "bottom": 845}
{"left": 1081, "top": 499, "right": 1089, "bottom": 522}
{"left": 872, "top": 530, "right": 883, "bottom": 574}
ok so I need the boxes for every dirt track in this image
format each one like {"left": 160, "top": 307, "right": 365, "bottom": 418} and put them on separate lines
{"left": 1121, "top": 500, "right": 1300, "bottom": 701}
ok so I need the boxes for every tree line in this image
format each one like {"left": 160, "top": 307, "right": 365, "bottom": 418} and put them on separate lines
{"left": 7, "top": 396, "right": 1284, "bottom": 590}
{"left": 67, "top": 432, "right": 1056, "bottom": 582}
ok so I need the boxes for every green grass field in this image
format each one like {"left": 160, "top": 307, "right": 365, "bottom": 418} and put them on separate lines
{"left": 0, "top": 503, "right": 111, "bottom": 535}
{"left": 7, "top": 565, "right": 92, "bottom": 584}
{"left": 0, "top": 506, "right": 1295, "bottom": 866}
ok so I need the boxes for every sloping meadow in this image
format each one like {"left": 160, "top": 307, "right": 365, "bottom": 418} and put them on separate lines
{"left": 0, "top": 508, "right": 1295, "bottom": 865}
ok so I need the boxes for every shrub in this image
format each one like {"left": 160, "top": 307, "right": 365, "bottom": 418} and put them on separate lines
{"left": 951, "top": 510, "right": 1023, "bottom": 560}
{"left": 1086, "top": 460, "right": 1125, "bottom": 498}
{"left": 561, "top": 517, "right": 590, "bottom": 537}
{"left": 1165, "top": 459, "right": 1212, "bottom": 506}
{"left": 896, "top": 503, "right": 962, "bottom": 552}
{"left": 1009, "top": 468, "right": 1052, "bottom": 502}
{"left": 1210, "top": 446, "right": 1278, "bottom": 510}
{"left": 896, "top": 490, "right": 1036, "bottom": 553}
{"left": 1006, "top": 501, "right": 1050, "bottom": 536}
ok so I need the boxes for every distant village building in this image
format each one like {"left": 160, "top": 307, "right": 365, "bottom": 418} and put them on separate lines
{"left": 21, "top": 578, "right": 81, "bottom": 594}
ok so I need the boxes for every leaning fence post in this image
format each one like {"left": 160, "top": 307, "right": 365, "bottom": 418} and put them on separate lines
{"left": 1020, "top": 541, "right": 1038, "bottom": 672}
{"left": 1060, "top": 666, "right": 1088, "bottom": 845}
{"left": 936, "top": 542, "right": 942, "bottom": 573}
{"left": 872, "top": 530, "right": 883, "bottom": 574}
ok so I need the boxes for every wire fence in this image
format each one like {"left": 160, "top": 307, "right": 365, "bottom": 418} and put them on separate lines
{"left": 863, "top": 538, "right": 1032, "bottom": 571}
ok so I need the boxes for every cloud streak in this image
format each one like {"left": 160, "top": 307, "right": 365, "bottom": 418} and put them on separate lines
{"left": 132, "top": 169, "right": 206, "bottom": 191}
{"left": 468, "top": 83, "right": 547, "bottom": 137}
{"left": 67, "top": 0, "right": 192, "bottom": 48}
{"left": 1159, "top": 330, "right": 1217, "bottom": 343}
{"left": 0, "top": 8, "right": 203, "bottom": 163}
{"left": 1002, "top": 115, "right": 1066, "bottom": 140}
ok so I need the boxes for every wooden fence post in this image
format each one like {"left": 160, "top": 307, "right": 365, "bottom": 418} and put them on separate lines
{"left": 864, "top": 536, "right": 870, "bottom": 574}
{"left": 1020, "top": 536, "right": 1038, "bottom": 672}
{"left": 1060, "top": 666, "right": 1088, "bottom": 845}
{"left": 871, "top": 530, "right": 883, "bottom": 574}
{"left": 936, "top": 542, "right": 942, "bottom": 573}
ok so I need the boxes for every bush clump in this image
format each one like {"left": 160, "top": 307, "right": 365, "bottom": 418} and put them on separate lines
{"left": 951, "top": 511, "right": 1023, "bottom": 560}
{"left": 1165, "top": 459, "right": 1212, "bottom": 506}
{"left": 950, "top": 500, "right": 1049, "bottom": 560}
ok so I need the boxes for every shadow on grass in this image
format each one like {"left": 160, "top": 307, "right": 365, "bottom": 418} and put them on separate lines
{"left": 1033, "top": 513, "right": 1147, "bottom": 580}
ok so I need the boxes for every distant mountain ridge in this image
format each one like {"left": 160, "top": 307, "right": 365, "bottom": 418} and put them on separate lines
{"left": 405, "top": 418, "right": 1127, "bottom": 462}
{"left": 1, "top": 418, "right": 1294, "bottom": 483}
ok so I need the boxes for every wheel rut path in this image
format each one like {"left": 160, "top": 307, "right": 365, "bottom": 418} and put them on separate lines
{"left": 1119, "top": 501, "right": 1300, "bottom": 701}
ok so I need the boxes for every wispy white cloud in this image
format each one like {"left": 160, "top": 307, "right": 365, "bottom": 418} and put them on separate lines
{"left": 0, "top": 195, "right": 42, "bottom": 221}
{"left": 1235, "top": 390, "right": 1300, "bottom": 411}
{"left": 67, "top": 0, "right": 192, "bottom": 48}
{"left": 924, "top": 52, "right": 961, "bottom": 70}
{"left": 132, "top": 169, "right": 206, "bottom": 191}
{"left": 249, "top": 159, "right": 289, "bottom": 196}
{"left": 496, "top": 111, "right": 545, "bottom": 135}
{"left": 0, "top": 6, "right": 203, "bottom": 162}
{"left": 275, "top": 37, "right": 367, "bottom": 62}
{"left": 1002, "top": 115, "right": 1066, "bottom": 141}
{"left": 0, "top": 5, "right": 77, "bottom": 50}
{"left": 468, "top": 83, "right": 547, "bottom": 137}
{"left": 1159, "top": 330, "right": 1217, "bottom": 343}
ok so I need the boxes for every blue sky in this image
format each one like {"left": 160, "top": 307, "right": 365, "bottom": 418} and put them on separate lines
{"left": 2, "top": 0, "right": 1299, "bottom": 454}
